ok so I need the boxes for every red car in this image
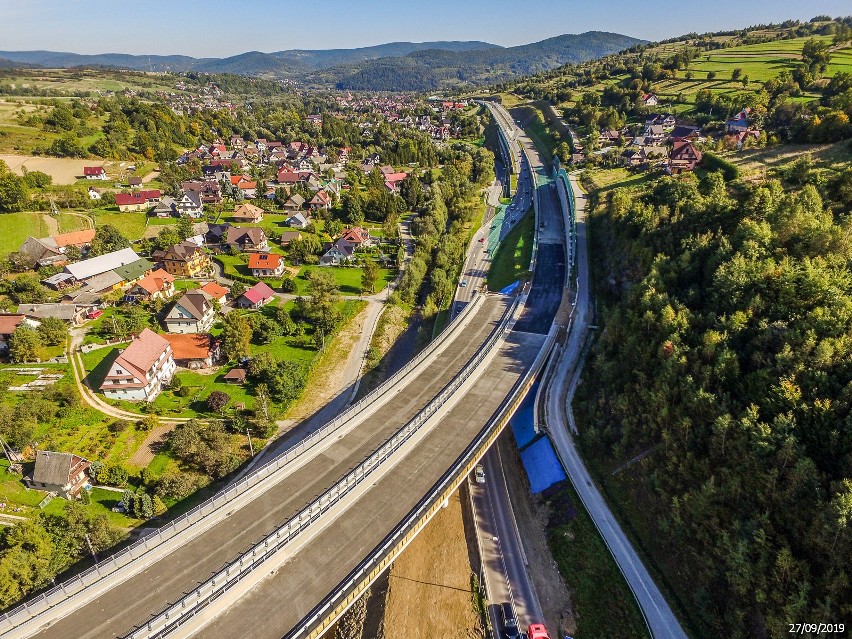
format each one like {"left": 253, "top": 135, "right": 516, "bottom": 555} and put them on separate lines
{"left": 478, "top": 237, "right": 486, "bottom": 243}
{"left": 86, "top": 309, "right": 104, "bottom": 320}
{"left": 528, "top": 624, "right": 551, "bottom": 639}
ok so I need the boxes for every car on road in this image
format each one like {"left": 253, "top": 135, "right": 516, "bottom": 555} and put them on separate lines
{"left": 478, "top": 237, "right": 486, "bottom": 243}
{"left": 500, "top": 603, "right": 520, "bottom": 638}
{"left": 459, "top": 280, "right": 468, "bottom": 288}
{"left": 474, "top": 465, "right": 485, "bottom": 483}
{"left": 527, "top": 623, "right": 551, "bottom": 639}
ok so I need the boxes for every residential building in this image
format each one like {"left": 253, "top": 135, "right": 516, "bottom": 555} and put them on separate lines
{"left": 17, "top": 303, "right": 87, "bottom": 325}
{"left": 0, "top": 314, "right": 36, "bottom": 353}
{"left": 64, "top": 248, "right": 141, "bottom": 282}
{"left": 725, "top": 108, "right": 750, "bottom": 133}
{"left": 248, "top": 252, "right": 285, "bottom": 277}
{"left": 280, "top": 231, "right": 302, "bottom": 247}
{"left": 199, "top": 281, "right": 229, "bottom": 303}
{"left": 233, "top": 203, "right": 265, "bottom": 223}
{"left": 163, "top": 333, "right": 219, "bottom": 369}
{"left": 164, "top": 290, "right": 216, "bottom": 333}
{"left": 83, "top": 166, "right": 107, "bottom": 180}
{"left": 308, "top": 190, "right": 331, "bottom": 211}
{"left": 160, "top": 242, "right": 211, "bottom": 278}
{"left": 124, "top": 269, "right": 176, "bottom": 302}
{"left": 204, "top": 222, "right": 232, "bottom": 245}
{"left": 641, "top": 93, "right": 659, "bottom": 107}
{"left": 152, "top": 196, "right": 178, "bottom": 218}
{"left": 320, "top": 238, "right": 355, "bottom": 266}
{"left": 236, "top": 282, "right": 276, "bottom": 309}
{"left": 113, "top": 257, "right": 154, "bottom": 285}
{"left": 225, "top": 226, "right": 268, "bottom": 252}
{"left": 128, "top": 176, "right": 143, "bottom": 188}
{"left": 100, "top": 328, "right": 176, "bottom": 402}
{"left": 283, "top": 194, "right": 305, "bottom": 211}
{"left": 669, "top": 140, "right": 703, "bottom": 174}
{"left": 340, "top": 226, "right": 372, "bottom": 248}
{"left": 285, "top": 212, "right": 310, "bottom": 229}
{"left": 28, "top": 451, "right": 91, "bottom": 498}
{"left": 115, "top": 190, "right": 161, "bottom": 212}
{"left": 177, "top": 190, "right": 204, "bottom": 218}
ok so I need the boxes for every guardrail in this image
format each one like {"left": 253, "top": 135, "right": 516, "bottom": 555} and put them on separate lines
{"left": 125, "top": 294, "right": 523, "bottom": 639}
{"left": 0, "top": 293, "right": 488, "bottom": 637}
{"left": 286, "top": 301, "right": 557, "bottom": 639}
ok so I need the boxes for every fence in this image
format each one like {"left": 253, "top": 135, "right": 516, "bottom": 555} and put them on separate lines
{"left": 0, "top": 293, "right": 488, "bottom": 637}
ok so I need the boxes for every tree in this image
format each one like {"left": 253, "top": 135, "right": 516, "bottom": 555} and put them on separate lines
{"left": 206, "top": 391, "right": 231, "bottom": 414}
{"left": 176, "top": 217, "right": 194, "bottom": 240}
{"left": 361, "top": 260, "right": 379, "bottom": 294}
{"left": 731, "top": 68, "right": 743, "bottom": 81}
{"left": 89, "top": 225, "right": 129, "bottom": 256}
{"left": 221, "top": 312, "right": 251, "bottom": 362}
{"left": 37, "top": 317, "right": 68, "bottom": 346}
{"left": 707, "top": 71, "right": 717, "bottom": 81}
{"left": 801, "top": 38, "right": 832, "bottom": 75}
{"left": 0, "top": 161, "right": 29, "bottom": 212}
{"left": 9, "top": 325, "right": 40, "bottom": 363}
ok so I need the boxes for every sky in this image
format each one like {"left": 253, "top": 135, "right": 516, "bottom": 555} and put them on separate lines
{"left": 0, "top": 0, "right": 850, "bottom": 57}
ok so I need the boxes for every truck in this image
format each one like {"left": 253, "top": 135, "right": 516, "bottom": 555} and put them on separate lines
{"left": 527, "top": 623, "right": 551, "bottom": 639}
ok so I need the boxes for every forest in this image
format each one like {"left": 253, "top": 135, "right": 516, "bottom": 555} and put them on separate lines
{"left": 577, "top": 159, "right": 852, "bottom": 636}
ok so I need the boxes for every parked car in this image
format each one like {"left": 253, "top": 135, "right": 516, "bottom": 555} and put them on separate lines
{"left": 86, "top": 309, "right": 104, "bottom": 320}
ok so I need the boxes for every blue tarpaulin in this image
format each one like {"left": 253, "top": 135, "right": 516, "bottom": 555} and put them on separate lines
{"left": 499, "top": 280, "right": 520, "bottom": 296}
{"left": 520, "top": 438, "right": 567, "bottom": 493}
{"left": 509, "top": 380, "right": 538, "bottom": 448}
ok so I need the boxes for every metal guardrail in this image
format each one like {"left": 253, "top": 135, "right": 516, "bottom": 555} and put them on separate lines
{"left": 125, "top": 295, "right": 523, "bottom": 639}
{"left": 286, "top": 300, "right": 555, "bottom": 639}
{"left": 0, "top": 294, "right": 487, "bottom": 636}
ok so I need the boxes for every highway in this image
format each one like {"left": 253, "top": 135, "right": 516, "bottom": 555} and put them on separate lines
{"left": 543, "top": 172, "right": 689, "bottom": 639}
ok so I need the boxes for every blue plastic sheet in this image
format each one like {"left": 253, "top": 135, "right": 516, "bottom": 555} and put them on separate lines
{"left": 499, "top": 280, "right": 520, "bottom": 296}
{"left": 520, "top": 438, "right": 567, "bottom": 494}
{"left": 509, "top": 380, "right": 538, "bottom": 448}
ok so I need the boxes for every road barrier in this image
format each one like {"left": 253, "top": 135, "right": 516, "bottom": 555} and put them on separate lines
{"left": 0, "top": 294, "right": 488, "bottom": 638}
{"left": 123, "top": 295, "right": 522, "bottom": 638}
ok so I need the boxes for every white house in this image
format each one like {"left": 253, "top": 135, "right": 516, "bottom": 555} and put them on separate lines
{"left": 177, "top": 190, "right": 204, "bottom": 218}
{"left": 100, "top": 328, "right": 175, "bottom": 402}
{"left": 164, "top": 290, "right": 216, "bottom": 334}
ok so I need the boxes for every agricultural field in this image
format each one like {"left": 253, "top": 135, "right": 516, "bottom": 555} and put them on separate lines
{"left": 0, "top": 211, "right": 54, "bottom": 254}
{"left": 0, "top": 69, "right": 180, "bottom": 96}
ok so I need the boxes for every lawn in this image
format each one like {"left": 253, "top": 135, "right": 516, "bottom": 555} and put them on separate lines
{"left": 294, "top": 265, "right": 395, "bottom": 296}
{"left": 0, "top": 211, "right": 52, "bottom": 255}
{"left": 487, "top": 211, "right": 535, "bottom": 291}
{"left": 584, "top": 168, "right": 655, "bottom": 195}
{"left": 91, "top": 209, "right": 149, "bottom": 239}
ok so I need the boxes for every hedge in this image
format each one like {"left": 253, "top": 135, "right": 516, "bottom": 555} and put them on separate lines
{"left": 702, "top": 152, "right": 741, "bottom": 181}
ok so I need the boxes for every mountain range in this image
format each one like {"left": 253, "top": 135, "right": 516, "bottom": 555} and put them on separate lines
{"left": 0, "top": 31, "right": 643, "bottom": 90}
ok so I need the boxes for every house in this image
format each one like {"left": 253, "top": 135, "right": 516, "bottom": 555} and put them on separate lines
{"left": 598, "top": 130, "right": 621, "bottom": 145}
{"left": 0, "top": 314, "right": 34, "bottom": 353}
{"left": 164, "top": 290, "right": 216, "bottom": 334}
{"left": 115, "top": 190, "right": 162, "bottom": 212}
{"left": 340, "top": 226, "right": 372, "bottom": 248}
{"left": 62, "top": 270, "right": 125, "bottom": 305}
{"left": 204, "top": 222, "right": 232, "bottom": 245}
{"left": 100, "top": 328, "right": 176, "bottom": 402}
{"left": 124, "top": 269, "right": 176, "bottom": 302}
{"left": 283, "top": 193, "right": 305, "bottom": 211}
{"left": 183, "top": 180, "right": 222, "bottom": 205}
{"left": 18, "top": 304, "right": 87, "bottom": 325}
{"left": 308, "top": 190, "right": 331, "bottom": 211}
{"left": 199, "top": 281, "right": 229, "bottom": 303}
{"left": 725, "top": 109, "right": 750, "bottom": 134}
{"left": 670, "top": 125, "right": 702, "bottom": 141}
{"left": 88, "top": 187, "right": 102, "bottom": 200}
{"left": 64, "top": 248, "right": 141, "bottom": 282}
{"left": 28, "top": 451, "right": 91, "bottom": 498}
{"left": 112, "top": 257, "right": 154, "bottom": 285}
{"left": 128, "top": 176, "right": 143, "bottom": 188}
{"left": 286, "top": 212, "right": 310, "bottom": 229}
{"left": 280, "top": 231, "right": 302, "bottom": 247}
{"left": 644, "top": 124, "right": 666, "bottom": 143}
{"left": 225, "top": 226, "right": 268, "bottom": 252}
{"left": 248, "top": 252, "right": 285, "bottom": 277}
{"left": 160, "top": 242, "right": 211, "bottom": 278}
{"left": 223, "top": 368, "right": 246, "bottom": 384}
{"left": 152, "top": 196, "right": 178, "bottom": 218}
{"left": 83, "top": 166, "right": 107, "bottom": 180}
{"left": 641, "top": 93, "right": 659, "bottom": 107}
{"left": 163, "top": 333, "right": 219, "bottom": 369}
{"left": 669, "top": 140, "right": 703, "bottom": 174}
{"left": 232, "top": 203, "right": 265, "bottom": 223}
{"left": 17, "top": 237, "right": 66, "bottom": 267}
{"left": 277, "top": 169, "right": 302, "bottom": 184}
{"left": 320, "top": 238, "right": 355, "bottom": 266}
{"left": 177, "top": 190, "right": 204, "bottom": 218}
{"left": 236, "top": 282, "right": 276, "bottom": 309}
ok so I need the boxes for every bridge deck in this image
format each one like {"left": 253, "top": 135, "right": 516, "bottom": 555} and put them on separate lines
{"left": 33, "top": 297, "right": 511, "bottom": 639}
{"left": 201, "top": 329, "right": 546, "bottom": 639}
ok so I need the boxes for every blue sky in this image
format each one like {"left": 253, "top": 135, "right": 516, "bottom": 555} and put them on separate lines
{"left": 0, "top": 0, "right": 849, "bottom": 57}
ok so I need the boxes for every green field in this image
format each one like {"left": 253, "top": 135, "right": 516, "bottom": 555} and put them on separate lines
{"left": 91, "top": 209, "right": 150, "bottom": 239}
{"left": 0, "top": 211, "right": 52, "bottom": 254}
{"left": 487, "top": 211, "right": 535, "bottom": 291}
{"left": 293, "top": 265, "right": 395, "bottom": 296}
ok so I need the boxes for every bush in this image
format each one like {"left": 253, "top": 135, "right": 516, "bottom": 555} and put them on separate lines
{"left": 701, "top": 151, "right": 740, "bottom": 181}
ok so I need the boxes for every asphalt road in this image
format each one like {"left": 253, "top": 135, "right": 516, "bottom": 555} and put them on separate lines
{"left": 26, "top": 299, "right": 512, "bottom": 639}
{"left": 544, "top": 172, "right": 688, "bottom": 639}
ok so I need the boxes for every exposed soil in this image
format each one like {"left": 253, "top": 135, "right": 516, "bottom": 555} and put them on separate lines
{"left": 381, "top": 491, "right": 484, "bottom": 639}
{"left": 0, "top": 154, "right": 120, "bottom": 185}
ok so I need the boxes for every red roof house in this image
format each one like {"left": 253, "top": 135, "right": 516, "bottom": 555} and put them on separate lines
{"left": 237, "top": 282, "right": 276, "bottom": 309}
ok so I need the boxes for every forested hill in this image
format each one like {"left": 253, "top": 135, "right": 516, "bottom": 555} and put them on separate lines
{"left": 310, "top": 31, "right": 644, "bottom": 90}
{"left": 0, "top": 41, "right": 500, "bottom": 76}
{"left": 579, "top": 161, "right": 852, "bottom": 637}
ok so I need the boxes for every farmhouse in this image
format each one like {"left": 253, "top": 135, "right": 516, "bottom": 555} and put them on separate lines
{"left": 28, "top": 451, "right": 91, "bottom": 498}
{"left": 100, "top": 328, "right": 176, "bottom": 402}
{"left": 83, "top": 166, "right": 107, "bottom": 180}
